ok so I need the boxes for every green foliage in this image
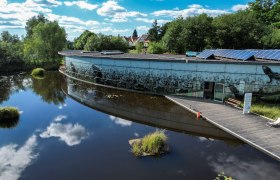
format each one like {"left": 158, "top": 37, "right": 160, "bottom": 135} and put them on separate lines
{"left": 24, "top": 20, "right": 66, "bottom": 66}
{"left": 135, "top": 42, "right": 144, "bottom": 53}
{"left": 132, "top": 29, "right": 138, "bottom": 38}
{"left": 141, "top": 130, "right": 167, "bottom": 155}
{"left": 0, "top": 107, "right": 19, "bottom": 121}
{"left": 248, "top": 0, "right": 280, "bottom": 25}
{"left": 73, "top": 30, "right": 95, "bottom": 50}
{"left": 31, "top": 68, "right": 45, "bottom": 78}
{"left": 148, "top": 20, "right": 162, "bottom": 42}
{"left": 251, "top": 103, "right": 280, "bottom": 120}
{"left": 83, "top": 33, "right": 129, "bottom": 52}
{"left": 25, "top": 14, "right": 48, "bottom": 39}
{"left": 131, "top": 141, "right": 142, "bottom": 157}
{"left": 147, "top": 42, "right": 166, "bottom": 54}
{"left": 212, "top": 10, "right": 266, "bottom": 49}
{"left": 261, "top": 27, "right": 280, "bottom": 48}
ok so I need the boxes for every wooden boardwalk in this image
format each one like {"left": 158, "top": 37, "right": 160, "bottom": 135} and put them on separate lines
{"left": 165, "top": 95, "right": 280, "bottom": 161}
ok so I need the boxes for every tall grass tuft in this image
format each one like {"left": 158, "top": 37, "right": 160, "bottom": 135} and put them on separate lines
{"left": 141, "top": 130, "right": 167, "bottom": 155}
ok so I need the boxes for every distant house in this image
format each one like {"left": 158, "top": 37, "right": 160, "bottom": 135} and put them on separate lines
{"left": 137, "top": 34, "right": 149, "bottom": 44}
{"left": 123, "top": 34, "right": 150, "bottom": 48}
{"left": 124, "top": 36, "right": 138, "bottom": 48}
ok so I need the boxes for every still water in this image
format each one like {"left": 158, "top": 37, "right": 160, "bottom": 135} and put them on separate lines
{"left": 0, "top": 72, "right": 279, "bottom": 180}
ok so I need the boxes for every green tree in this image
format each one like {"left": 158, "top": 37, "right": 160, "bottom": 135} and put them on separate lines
{"left": 132, "top": 29, "right": 138, "bottom": 38}
{"left": 249, "top": 0, "right": 280, "bottom": 26}
{"left": 73, "top": 30, "right": 95, "bottom": 50}
{"left": 25, "top": 14, "right": 48, "bottom": 39}
{"left": 148, "top": 20, "right": 161, "bottom": 42}
{"left": 135, "top": 42, "right": 144, "bottom": 53}
{"left": 262, "top": 27, "right": 280, "bottom": 48}
{"left": 1, "top": 31, "right": 20, "bottom": 43}
{"left": 162, "top": 17, "right": 186, "bottom": 53}
{"left": 212, "top": 10, "right": 266, "bottom": 49}
{"left": 147, "top": 42, "right": 166, "bottom": 54}
{"left": 24, "top": 21, "right": 66, "bottom": 66}
{"left": 84, "top": 34, "right": 99, "bottom": 51}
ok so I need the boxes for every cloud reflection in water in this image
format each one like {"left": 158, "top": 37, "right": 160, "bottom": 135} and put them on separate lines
{"left": 208, "top": 153, "right": 280, "bottom": 180}
{"left": 0, "top": 135, "right": 38, "bottom": 180}
{"left": 109, "top": 115, "right": 132, "bottom": 127}
{"left": 40, "top": 122, "right": 88, "bottom": 146}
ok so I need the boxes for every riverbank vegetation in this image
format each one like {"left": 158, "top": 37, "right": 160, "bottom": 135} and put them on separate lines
{"left": 0, "top": 15, "right": 66, "bottom": 73}
{"left": 130, "top": 130, "right": 168, "bottom": 157}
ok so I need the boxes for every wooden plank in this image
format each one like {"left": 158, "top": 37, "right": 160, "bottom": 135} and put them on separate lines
{"left": 165, "top": 95, "right": 280, "bottom": 161}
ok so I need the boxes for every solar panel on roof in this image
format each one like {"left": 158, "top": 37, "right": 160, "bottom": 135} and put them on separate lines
{"left": 197, "top": 50, "right": 214, "bottom": 59}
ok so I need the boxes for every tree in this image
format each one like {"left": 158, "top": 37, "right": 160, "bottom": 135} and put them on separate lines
{"left": 25, "top": 14, "right": 48, "bottom": 39}
{"left": 262, "top": 27, "right": 280, "bottom": 48}
{"left": 249, "top": 0, "right": 280, "bottom": 26}
{"left": 148, "top": 20, "right": 161, "bottom": 42}
{"left": 132, "top": 29, "right": 138, "bottom": 38}
{"left": 24, "top": 21, "right": 66, "bottom": 66}
{"left": 162, "top": 17, "right": 186, "bottom": 53}
{"left": 84, "top": 34, "right": 99, "bottom": 51}
{"left": 73, "top": 30, "right": 95, "bottom": 50}
{"left": 0, "top": 31, "right": 20, "bottom": 43}
{"left": 212, "top": 10, "right": 267, "bottom": 49}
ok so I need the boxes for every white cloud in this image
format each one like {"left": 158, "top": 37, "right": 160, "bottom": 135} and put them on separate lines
{"left": 135, "top": 18, "right": 170, "bottom": 24}
{"left": 0, "top": 135, "right": 38, "bottom": 180}
{"left": 64, "top": 1, "right": 98, "bottom": 10}
{"left": 151, "top": 4, "right": 228, "bottom": 18}
{"left": 0, "top": 0, "right": 7, "bottom": 6}
{"left": 109, "top": 115, "right": 132, "bottom": 127}
{"left": 54, "top": 115, "right": 67, "bottom": 122}
{"left": 97, "top": 0, "right": 147, "bottom": 22}
{"left": 40, "top": 122, "right": 88, "bottom": 146}
{"left": 208, "top": 153, "right": 280, "bottom": 180}
{"left": 231, "top": 4, "right": 248, "bottom": 11}
{"left": 136, "top": 25, "right": 149, "bottom": 31}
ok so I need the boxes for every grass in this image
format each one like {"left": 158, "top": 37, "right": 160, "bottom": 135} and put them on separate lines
{"left": 131, "top": 130, "right": 168, "bottom": 157}
{"left": 240, "top": 102, "right": 280, "bottom": 120}
{"left": 250, "top": 103, "right": 280, "bottom": 120}
{"left": 0, "top": 107, "right": 20, "bottom": 128}
{"left": 31, "top": 68, "right": 45, "bottom": 78}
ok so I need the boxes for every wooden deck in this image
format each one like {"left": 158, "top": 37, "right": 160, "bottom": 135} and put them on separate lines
{"left": 165, "top": 95, "right": 280, "bottom": 161}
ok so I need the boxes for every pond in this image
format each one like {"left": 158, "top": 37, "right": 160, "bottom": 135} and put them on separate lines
{"left": 0, "top": 72, "right": 279, "bottom": 180}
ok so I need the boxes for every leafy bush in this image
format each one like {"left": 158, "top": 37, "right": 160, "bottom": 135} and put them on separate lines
{"left": 147, "top": 42, "right": 166, "bottom": 54}
{"left": 31, "top": 68, "right": 45, "bottom": 77}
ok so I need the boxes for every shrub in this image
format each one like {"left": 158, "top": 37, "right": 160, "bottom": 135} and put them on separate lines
{"left": 141, "top": 130, "right": 167, "bottom": 155}
{"left": 31, "top": 68, "right": 45, "bottom": 77}
{"left": 0, "top": 107, "right": 20, "bottom": 128}
{"left": 147, "top": 42, "right": 166, "bottom": 54}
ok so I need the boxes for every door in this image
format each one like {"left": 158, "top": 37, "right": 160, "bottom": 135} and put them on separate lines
{"left": 214, "top": 83, "right": 224, "bottom": 102}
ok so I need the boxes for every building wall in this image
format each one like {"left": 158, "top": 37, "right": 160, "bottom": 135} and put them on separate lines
{"left": 65, "top": 56, "right": 280, "bottom": 98}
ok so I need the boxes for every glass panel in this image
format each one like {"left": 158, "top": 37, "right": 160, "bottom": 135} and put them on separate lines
{"left": 214, "top": 83, "right": 224, "bottom": 102}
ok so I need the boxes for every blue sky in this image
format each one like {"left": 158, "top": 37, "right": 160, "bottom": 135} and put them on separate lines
{"left": 0, "top": 0, "right": 252, "bottom": 40}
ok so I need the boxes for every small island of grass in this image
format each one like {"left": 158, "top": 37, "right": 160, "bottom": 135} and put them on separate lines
{"left": 0, "top": 107, "right": 20, "bottom": 128}
{"left": 31, "top": 68, "right": 45, "bottom": 78}
{"left": 130, "top": 130, "right": 168, "bottom": 157}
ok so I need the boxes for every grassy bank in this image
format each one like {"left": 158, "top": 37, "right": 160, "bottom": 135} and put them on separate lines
{"left": 251, "top": 103, "right": 280, "bottom": 120}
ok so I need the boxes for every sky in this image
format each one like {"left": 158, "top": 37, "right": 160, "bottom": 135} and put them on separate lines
{"left": 0, "top": 0, "right": 252, "bottom": 40}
